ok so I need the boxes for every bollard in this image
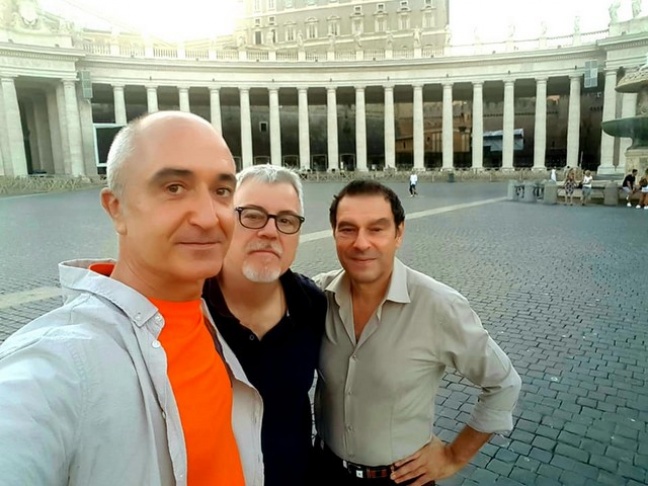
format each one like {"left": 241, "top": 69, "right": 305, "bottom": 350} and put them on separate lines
{"left": 522, "top": 182, "right": 536, "bottom": 202}
{"left": 603, "top": 181, "right": 619, "bottom": 206}
{"left": 544, "top": 180, "right": 558, "bottom": 205}
{"left": 507, "top": 180, "right": 517, "bottom": 201}
{"left": 447, "top": 171, "right": 455, "bottom": 183}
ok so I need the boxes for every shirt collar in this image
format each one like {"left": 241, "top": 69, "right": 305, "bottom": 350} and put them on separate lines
{"left": 58, "top": 259, "right": 161, "bottom": 328}
{"left": 325, "top": 257, "right": 411, "bottom": 305}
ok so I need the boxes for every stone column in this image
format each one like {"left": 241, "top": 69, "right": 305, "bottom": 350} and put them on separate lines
{"left": 533, "top": 78, "right": 548, "bottom": 170}
{"left": 442, "top": 82, "right": 454, "bottom": 170}
{"left": 413, "top": 84, "right": 425, "bottom": 170}
{"left": 113, "top": 84, "right": 127, "bottom": 125}
{"left": 210, "top": 87, "right": 222, "bottom": 135}
{"left": 269, "top": 87, "right": 282, "bottom": 166}
{"left": 240, "top": 87, "right": 253, "bottom": 168}
{"left": 472, "top": 81, "right": 484, "bottom": 170}
{"left": 46, "top": 89, "right": 65, "bottom": 175}
{"left": 355, "top": 86, "right": 368, "bottom": 171}
{"left": 502, "top": 80, "right": 515, "bottom": 169}
{"left": 63, "top": 80, "right": 85, "bottom": 176}
{"left": 618, "top": 92, "right": 637, "bottom": 171}
{"left": 384, "top": 85, "right": 396, "bottom": 169}
{"left": 56, "top": 83, "right": 71, "bottom": 174}
{"left": 178, "top": 87, "right": 190, "bottom": 113}
{"left": 298, "top": 87, "right": 310, "bottom": 170}
{"left": 146, "top": 85, "right": 158, "bottom": 113}
{"left": 78, "top": 95, "right": 98, "bottom": 176}
{"left": 1, "top": 77, "right": 28, "bottom": 176}
{"left": 598, "top": 69, "right": 618, "bottom": 174}
{"left": 327, "top": 86, "right": 339, "bottom": 171}
{"left": 0, "top": 79, "right": 10, "bottom": 176}
{"left": 34, "top": 98, "right": 54, "bottom": 174}
{"left": 566, "top": 74, "right": 581, "bottom": 168}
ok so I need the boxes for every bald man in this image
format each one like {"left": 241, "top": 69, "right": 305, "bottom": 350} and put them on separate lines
{"left": 0, "top": 112, "right": 263, "bottom": 486}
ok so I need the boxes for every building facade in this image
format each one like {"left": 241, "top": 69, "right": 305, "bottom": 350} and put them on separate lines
{"left": 0, "top": 0, "right": 647, "bottom": 178}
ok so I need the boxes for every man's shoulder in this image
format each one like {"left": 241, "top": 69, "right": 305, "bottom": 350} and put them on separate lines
{"left": 285, "top": 271, "right": 327, "bottom": 304}
{"left": 403, "top": 265, "right": 468, "bottom": 308}
{"left": 311, "top": 268, "right": 344, "bottom": 291}
{"left": 0, "top": 293, "right": 125, "bottom": 358}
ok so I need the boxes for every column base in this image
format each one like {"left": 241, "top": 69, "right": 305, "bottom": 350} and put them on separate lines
{"left": 596, "top": 165, "right": 625, "bottom": 179}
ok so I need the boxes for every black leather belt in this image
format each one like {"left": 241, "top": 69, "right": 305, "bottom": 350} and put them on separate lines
{"left": 315, "top": 436, "right": 393, "bottom": 479}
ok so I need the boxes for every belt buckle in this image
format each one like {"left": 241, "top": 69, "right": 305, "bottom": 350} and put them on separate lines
{"left": 343, "top": 461, "right": 364, "bottom": 479}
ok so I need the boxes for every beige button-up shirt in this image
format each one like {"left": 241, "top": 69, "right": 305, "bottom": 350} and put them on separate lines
{"left": 314, "top": 258, "right": 521, "bottom": 467}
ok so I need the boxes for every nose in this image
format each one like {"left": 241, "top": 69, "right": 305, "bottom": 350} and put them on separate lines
{"left": 256, "top": 216, "right": 279, "bottom": 239}
{"left": 352, "top": 229, "right": 371, "bottom": 251}
{"left": 189, "top": 187, "right": 220, "bottom": 229}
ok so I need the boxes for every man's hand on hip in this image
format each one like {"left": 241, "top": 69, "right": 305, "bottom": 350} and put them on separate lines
{"left": 390, "top": 436, "right": 464, "bottom": 485}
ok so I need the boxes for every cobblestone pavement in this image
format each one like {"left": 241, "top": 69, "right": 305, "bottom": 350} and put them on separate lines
{"left": 1, "top": 182, "right": 647, "bottom": 485}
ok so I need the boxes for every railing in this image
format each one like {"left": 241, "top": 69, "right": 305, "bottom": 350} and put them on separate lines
{"left": 79, "top": 27, "right": 611, "bottom": 63}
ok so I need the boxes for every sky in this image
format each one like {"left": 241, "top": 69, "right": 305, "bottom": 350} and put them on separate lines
{"left": 37, "top": 0, "right": 639, "bottom": 43}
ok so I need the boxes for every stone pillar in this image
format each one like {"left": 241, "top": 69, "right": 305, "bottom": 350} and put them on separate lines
{"left": 442, "top": 82, "right": 454, "bottom": 170}
{"left": 533, "top": 78, "right": 548, "bottom": 170}
{"left": 0, "top": 80, "right": 10, "bottom": 177}
{"left": 384, "top": 85, "right": 396, "bottom": 169}
{"left": 210, "top": 87, "right": 222, "bottom": 135}
{"left": 24, "top": 100, "right": 41, "bottom": 171}
{"left": 240, "top": 87, "right": 253, "bottom": 169}
{"left": 63, "top": 80, "right": 85, "bottom": 176}
{"left": 298, "top": 87, "right": 310, "bottom": 170}
{"left": 113, "top": 84, "right": 127, "bottom": 125}
{"left": 178, "top": 87, "right": 190, "bottom": 113}
{"left": 598, "top": 69, "right": 618, "bottom": 174}
{"left": 566, "top": 74, "right": 581, "bottom": 169}
{"left": 327, "top": 86, "right": 339, "bottom": 171}
{"left": 618, "top": 92, "right": 637, "bottom": 171}
{"left": 56, "top": 83, "right": 71, "bottom": 174}
{"left": 78, "top": 95, "right": 98, "bottom": 176}
{"left": 34, "top": 98, "right": 54, "bottom": 174}
{"left": 413, "top": 84, "right": 424, "bottom": 170}
{"left": 502, "top": 80, "right": 515, "bottom": 169}
{"left": 269, "top": 87, "right": 282, "bottom": 166}
{"left": 146, "top": 86, "right": 158, "bottom": 113}
{"left": 1, "top": 77, "right": 28, "bottom": 176}
{"left": 355, "top": 86, "right": 367, "bottom": 171}
{"left": 46, "top": 89, "right": 65, "bottom": 175}
{"left": 472, "top": 81, "right": 483, "bottom": 170}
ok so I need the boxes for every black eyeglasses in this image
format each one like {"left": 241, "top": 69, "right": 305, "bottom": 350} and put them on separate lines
{"left": 235, "top": 206, "right": 305, "bottom": 235}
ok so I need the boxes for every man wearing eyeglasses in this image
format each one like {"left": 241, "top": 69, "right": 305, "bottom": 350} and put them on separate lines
{"left": 203, "top": 164, "right": 327, "bottom": 486}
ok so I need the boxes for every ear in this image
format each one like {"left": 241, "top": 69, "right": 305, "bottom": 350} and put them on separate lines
{"left": 100, "top": 188, "right": 127, "bottom": 235}
{"left": 395, "top": 222, "right": 405, "bottom": 248}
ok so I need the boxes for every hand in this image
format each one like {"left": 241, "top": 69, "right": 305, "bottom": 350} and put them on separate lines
{"left": 390, "top": 437, "right": 466, "bottom": 485}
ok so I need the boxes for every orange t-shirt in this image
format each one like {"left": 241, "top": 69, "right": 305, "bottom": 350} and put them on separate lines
{"left": 89, "top": 263, "right": 244, "bottom": 485}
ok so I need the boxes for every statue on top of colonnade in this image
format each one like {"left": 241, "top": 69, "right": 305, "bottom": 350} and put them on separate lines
{"left": 632, "top": 0, "right": 642, "bottom": 19}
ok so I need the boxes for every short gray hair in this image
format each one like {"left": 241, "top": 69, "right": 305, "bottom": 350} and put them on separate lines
{"left": 106, "top": 120, "right": 141, "bottom": 196}
{"left": 237, "top": 165, "right": 304, "bottom": 214}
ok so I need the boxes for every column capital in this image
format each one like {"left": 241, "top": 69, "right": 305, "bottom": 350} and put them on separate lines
{"left": 472, "top": 81, "right": 484, "bottom": 88}
{"left": 354, "top": 85, "right": 366, "bottom": 91}
{"left": 268, "top": 87, "right": 279, "bottom": 94}
{"left": 209, "top": 86, "right": 221, "bottom": 92}
{"left": 145, "top": 85, "right": 158, "bottom": 91}
{"left": 239, "top": 87, "right": 250, "bottom": 94}
{"left": 327, "top": 86, "right": 337, "bottom": 94}
{"left": 504, "top": 79, "right": 515, "bottom": 87}
{"left": 297, "top": 87, "right": 309, "bottom": 94}
{"left": 535, "top": 77, "right": 548, "bottom": 84}
{"left": 442, "top": 81, "right": 453, "bottom": 88}
{"left": 111, "top": 83, "right": 125, "bottom": 89}
{"left": 383, "top": 84, "right": 395, "bottom": 91}
{"left": 412, "top": 83, "right": 423, "bottom": 90}
{"left": 178, "top": 86, "right": 190, "bottom": 92}
{"left": 569, "top": 73, "right": 582, "bottom": 80}
{"left": 0, "top": 74, "right": 17, "bottom": 81}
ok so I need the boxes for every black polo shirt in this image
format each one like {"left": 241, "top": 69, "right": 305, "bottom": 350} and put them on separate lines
{"left": 203, "top": 271, "right": 326, "bottom": 486}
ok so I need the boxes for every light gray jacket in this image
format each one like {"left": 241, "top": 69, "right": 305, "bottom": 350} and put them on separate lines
{"left": 0, "top": 259, "right": 264, "bottom": 486}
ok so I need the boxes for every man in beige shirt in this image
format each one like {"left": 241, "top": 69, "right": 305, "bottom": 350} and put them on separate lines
{"left": 313, "top": 179, "right": 522, "bottom": 486}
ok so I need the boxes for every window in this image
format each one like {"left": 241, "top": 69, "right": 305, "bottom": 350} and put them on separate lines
{"left": 353, "top": 5, "right": 362, "bottom": 14}
{"left": 399, "top": 13, "right": 410, "bottom": 30}
{"left": 259, "top": 121, "right": 268, "bottom": 133}
{"left": 306, "top": 0, "right": 315, "bottom": 5}
{"left": 285, "top": 0, "right": 293, "bottom": 6}
{"left": 307, "top": 20, "right": 318, "bottom": 39}
{"left": 285, "top": 24, "right": 295, "bottom": 41}
{"left": 377, "top": 3, "right": 385, "bottom": 12}
{"left": 253, "top": 0, "right": 261, "bottom": 13}
{"left": 254, "top": 31, "right": 262, "bottom": 44}
{"left": 399, "top": 0, "right": 409, "bottom": 9}
{"left": 353, "top": 18, "right": 363, "bottom": 35}
{"left": 375, "top": 16, "right": 386, "bottom": 32}
{"left": 424, "top": 0, "right": 432, "bottom": 6}
{"left": 254, "top": 18, "right": 261, "bottom": 27}
{"left": 269, "top": 16, "right": 276, "bottom": 25}
{"left": 268, "top": 0, "right": 275, "bottom": 9}
{"left": 328, "top": 18, "right": 340, "bottom": 36}
{"left": 423, "top": 11, "right": 434, "bottom": 28}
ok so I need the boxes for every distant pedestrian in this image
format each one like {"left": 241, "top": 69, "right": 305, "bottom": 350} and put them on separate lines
{"left": 564, "top": 168, "right": 576, "bottom": 206}
{"left": 622, "top": 169, "right": 638, "bottom": 207}
{"left": 580, "top": 170, "right": 593, "bottom": 206}
{"left": 637, "top": 168, "right": 648, "bottom": 210}
{"left": 409, "top": 171, "right": 418, "bottom": 197}
{"left": 550, "top": 168, "right": 557, "bottom": 182}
